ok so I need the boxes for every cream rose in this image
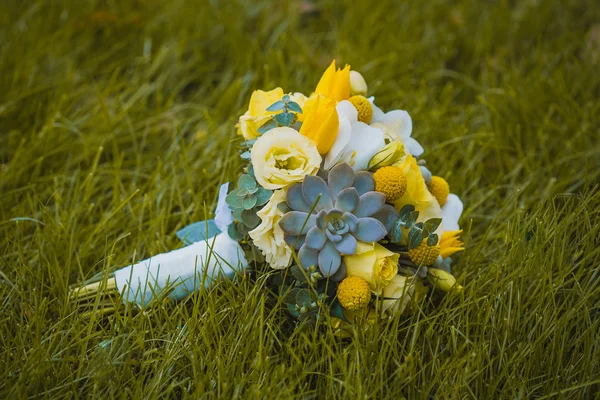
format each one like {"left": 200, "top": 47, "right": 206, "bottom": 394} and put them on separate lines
{"left": 250, "top": 127, "right": 321, "bottom": 190}
{"left": 344, "top": 241, "right": 400, "bottom": 293}
{"left": 249, "top": 189, "right": 291, "bottom": 269}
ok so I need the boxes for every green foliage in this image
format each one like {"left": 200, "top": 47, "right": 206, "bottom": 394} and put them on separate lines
{"left": 257, "top": 94, "right": 303, "bottom": 134}
{"left": 1, "top": 0, "right": 599, "bottom": 398}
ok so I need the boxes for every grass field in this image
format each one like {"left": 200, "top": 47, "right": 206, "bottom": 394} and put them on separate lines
{"left": 1, "top": 0, "right": 600, "bottom": 398}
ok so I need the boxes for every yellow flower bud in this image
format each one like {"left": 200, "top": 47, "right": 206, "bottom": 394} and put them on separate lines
{"left": 350, "top": 70, "right": 368, "bottom": 96}
{"left": 427, "top": 268, "right": 463, "bottom": 292}
{"left": 368, "top": 141, "right": 406, "bottom": 170}
{"left": 299, "top": 94, "right": 339, "bottom": 154}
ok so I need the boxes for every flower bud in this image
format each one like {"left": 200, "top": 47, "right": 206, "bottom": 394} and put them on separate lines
{"left": 368, "top": 141, "right": 406, "bottom": 170}
{"left": 350, "top": 70, "right": 368, "bottom": 96}
{"left": 427, "top": 268, "right": 463, "bottom": 292}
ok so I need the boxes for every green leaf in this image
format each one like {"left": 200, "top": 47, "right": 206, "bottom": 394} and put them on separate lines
{"left": 405, "top": 210, "right": 419, "bottom": 229}
{"left": 274, "top": 112, "right": 297, "bottom": 127}
{"left": 290, "top": 265, "right": 308, "bottom": 282}
{"left": 266, "top": 100, "right": 285, "bottom": 112}
{"left": 398, "top": 204, "right": 415, "bottom": 223}
{"left": 232, "top": 207, "right": 243, "bottom": 221}
{"left": 255, "top": 187, "right": 272, "bottom": 206}
{"left": 228, "top": 223, "right": 244, "bottom": 241}
{"left": 247, "top": 187, "right": 259, "bottom": 195}
{"left": 408, "top": 228, "right": 423, "bottom": 249}
{"left": 257, "top": 118, "right": 277, "bottom": 134}
{"left": 237, "top": 222, "right": 249, "bottom": 236}
{"left": 427, "top": 233, "right": 439, "bottom": 246}
{"left": 295, "top": 289, "right": 313, "bottom": 307}
{"left": 389, "top": 219, "right": 403, "bottom": 243}
{"left": 241, "top": 209, "right": 260, "bottom": 228}
{"left": 242, "top": 195, "right": 257, "bottom": 210}
{"left": 240, "top": 151, "right": 251, "bottom": 160}
{"left": 282, "top": 94, "right": 290, "bottom": 102}
{"left": 225, "top": 191, "right": 243, "bottom": 209}
{"left": 286, "top": 101, "right": 303, "bottom": 114}
{"left": 330, "top": 300, "right": 349, "bottom": 322}
{"left": 424, "top": 218, "right": 442, "bottom": 234}
{"left": 238, "top": 174, "right": 256, "bottom": 190}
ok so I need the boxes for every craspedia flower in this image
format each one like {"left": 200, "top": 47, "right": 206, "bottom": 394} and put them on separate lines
{"left": 429, "top": 176, "right": 449, "bottom": 206}
{"left": 348, "top": 95, "right": 373, "bottom": 124}
{"left": 337, "top": 276, "right": 371, "bottom": 311}
{"left": 373, "top": 166, "right": 407, "bottom": 202}
{"left": 408, "top": 242, "right": 441, "bottom": 266}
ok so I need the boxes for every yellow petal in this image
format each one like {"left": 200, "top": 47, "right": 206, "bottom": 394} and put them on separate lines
{"left": 299, "top": 94, "right": 339, "bottom": 154}
{"left": 314, "top": 60, "right": 351, "bottom": 102}
{"left": 439, "top": 230, "right": 465, "bottom": 258}
{"left": 248, "top": 87, "right": 285, "bottom": 116}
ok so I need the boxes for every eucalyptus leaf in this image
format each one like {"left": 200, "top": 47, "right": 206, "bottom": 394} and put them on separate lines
{"left": 282, "top": 94, "right": 290, "bottom": 102}
{"left": 242, "top": 195, "right": 257, "bottom": 210}
{"left": 238, "top": 174, "right": 256, "bottom": 190}
{"left": 330, "top": 300, "right": 349, "bottom": 322}
{"left": 241, "top": 209, "right": 261, "bottom": 228}
{"left": 237, "top": 222, "right": 249, "bottom": 236}
{"left": 266, "top": 100, "right": 285, "bottom": 112}
{"left": 427, "top": 233, "right": 439, "bottom": 246}
{"left": 398, "top": 204, "right": 415, "bottom": 222}
{"left": 257, "top": 118, "right": 277, "bottom": 134}
{"left": 408, "top": 228, "right": 423, "bottom": 249}
{"left": 240, "top": 151, "right": 251, "bottom": 160}
{"left": 228, "top": 223, "right": 244, "bottom": 241}
{"left": 286, "top": 101, "right": 303, "bottom": 114}
{"left": 255, "top": 187, "right": 272, "bottom": 206}
{"left": 290, "top": 265, "right": 308, "bottom": 282}
{"left": 226, "top": 192, "right": 243, "bottom": 209}
{"left": 274, "top": 112, "right": 297, "bottom": 127}
{"left": 389, "top": 219, "right": 403, "bottom": 243}
{"left": 424, "top": 218, "right": 442, "bottom": 233}
{"left": 405, "top": 210, "right": 419, "bottom": 229}
{"left": 247, "top": 187, "right": 259, "bottom": 195}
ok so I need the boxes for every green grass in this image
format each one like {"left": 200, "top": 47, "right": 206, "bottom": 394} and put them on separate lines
{"left": 1, "top": 0, "right": 600, "bottom": 398}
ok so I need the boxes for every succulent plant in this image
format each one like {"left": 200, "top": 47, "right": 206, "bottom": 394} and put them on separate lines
{"left": 279, "top": 163, "right": 397, "bottom": 277}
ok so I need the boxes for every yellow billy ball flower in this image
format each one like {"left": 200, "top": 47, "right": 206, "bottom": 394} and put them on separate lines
{"left": 348, "top": 95, "right": 373, "bottom": 124}
{"left": 337, "top": 276, "right": 371, "bottom": 311}
{"left": 429, "top": 176, "right": 450, "bottom": 206}
{"left": 373, "top": 166, "right": 408, "bottom": 202}
{"left": 408, "top": 242, "right": 441, "bottom": 266}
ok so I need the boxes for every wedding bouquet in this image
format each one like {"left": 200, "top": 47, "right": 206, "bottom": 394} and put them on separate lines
{"left": 72, "top": 61, "right": 465, "bottom": 329}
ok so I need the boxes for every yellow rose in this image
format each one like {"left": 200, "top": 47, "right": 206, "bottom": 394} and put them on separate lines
{"left": 249, "top": 189, "right": 291, "bottom": 269}
{"left": 314, "top": 60, "right": 351, "bottom": 102}
{"left": 250, "top": 127, "right": 321, "bottom": 190}
{"left": 381, "top": 275, "right": 428, "bottom": 316}
{"left": 299, "top": 94, "right": 339, "bottom": 154}
{"left": 237, "top": 88, "right": 284, "bottom": 140}
{"left": 344, "top": 241, "right": 400, "bottom": 294}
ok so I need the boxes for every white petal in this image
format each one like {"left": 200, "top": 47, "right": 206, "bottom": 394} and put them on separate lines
{"left": 347, "top": 122, "right": 385, "bottom": 171}
{"left": 369, "top": 97, "right": 386, "bottom": 122}
{"left": 114, "top": 232, "right": 248, "bottom": 307}
{"left": 380, "top": 110, "right": 413, "bottom": 139}
{"left": 214, "top": 182, "right": 233, "bottom": 232}
{"left": 336, "top": 100, "right": 358, "bottom": 122}
{"left": 441, "top": 194, "right": 463, "bottom": 232}
{"left": 404, "top": 137, "right": 424, "bottom": 157}
{"left": 324, "top": 116, "right": 352, "bottom": 170}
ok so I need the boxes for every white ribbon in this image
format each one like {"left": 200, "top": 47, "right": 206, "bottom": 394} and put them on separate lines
{"left": 113, "top": 183, "right": 248, "bottom": 307}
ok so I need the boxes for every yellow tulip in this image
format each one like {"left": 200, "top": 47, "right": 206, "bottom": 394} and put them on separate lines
{"left": 439, "top": 230, "right": 465, "bottom": 258}
{"left": 314, "top": 60, "right": 351, "bottom": 102}
{"left": 299, "top": 94, "right": 339, "bottom": 154}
